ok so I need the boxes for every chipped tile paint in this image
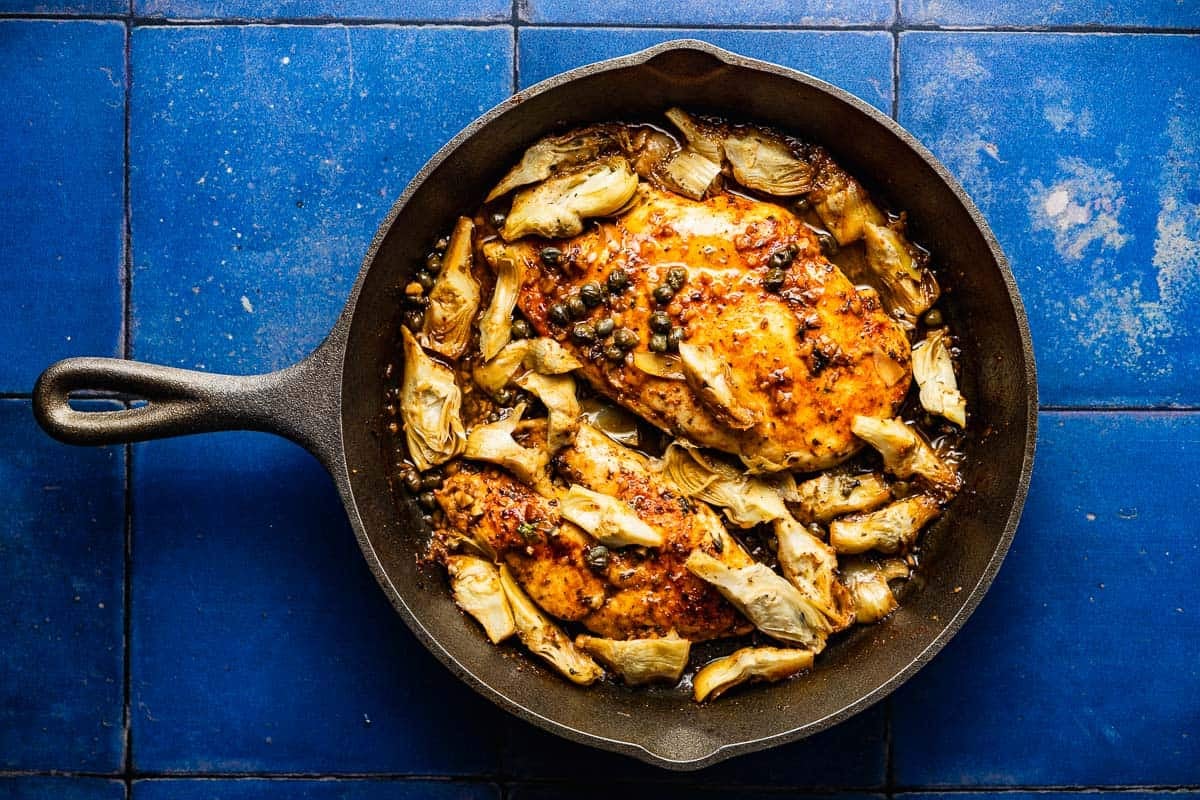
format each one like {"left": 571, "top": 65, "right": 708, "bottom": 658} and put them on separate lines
{"left": 1028, "top": 157, "right": 1128, "bottom": 262}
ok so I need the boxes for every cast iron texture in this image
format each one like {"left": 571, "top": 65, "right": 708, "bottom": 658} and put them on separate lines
{"left": 33, "top": 41, "right": 1037, "bottom": 769}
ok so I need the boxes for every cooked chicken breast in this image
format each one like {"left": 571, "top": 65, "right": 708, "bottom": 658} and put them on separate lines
{"left": 482, "top": 186, "right": 911, "bottom": 473}
{"left": 435, "top": 427, "right": 754, "bottom": 642}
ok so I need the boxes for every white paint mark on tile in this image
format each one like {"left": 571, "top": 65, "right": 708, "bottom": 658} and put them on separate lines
{"left": 1029, "top": 157, "right": 1128, "bottom": 262}
{"left": 280, "top": 56, "right": 291, "bottom": 65}
{"left": 241, "top": 295, "right": 255, "bottom": 314}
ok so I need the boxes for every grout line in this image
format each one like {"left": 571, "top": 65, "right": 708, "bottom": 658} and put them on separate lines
{"left": 890, "top": 0, "right": 900, "bottom": 120}
{"left": 511, "top": 0, "right": 520, "bottom": 93}
{"left": 121, "top": 16, "right": 135, "bottom": 794}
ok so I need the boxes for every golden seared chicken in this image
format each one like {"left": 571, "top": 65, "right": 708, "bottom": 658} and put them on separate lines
{"left": 434, "top": 425, "right": 754, "bottom": 642}
{"left": 482, "top": 186, "right": 912, "bottom": 473}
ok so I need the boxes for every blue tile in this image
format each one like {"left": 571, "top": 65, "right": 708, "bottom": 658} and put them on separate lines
{"left": 130, "top": 25, "right": 512, "bottom": 374}
{"left": 134, "top": 0, "right": 509, "bottom": 21}
{"left": 892, "top": 412, "right": 1200, "bottom": 785}
{"left": 0, "top": 400, "right": 125, "bottom": 771}
{"left": 0, "top": 778, "right": 124, "bottom": 800}
{"left": 512, "top": 788, "right": 880, "bottom": 800}
{"left": 522, "top": 0, "right": 892, "bottom": 26}
{"left": 133, "top": 780, "right": 497, "bottom": 800}
{"left": 0, "top": 1, "right": 125, "bottom": 13}
{"left": 901, "top": 0, "right": 1200, "bottom": 28}
{"left": 131, "top": 432, "right": 505, "bottom": 773}
{"left": 900, "top": 33, "right": 1200, "bottom": 406}
{"left": 518, "top": 28, "right": 894, "bottom": 114}
{"left": 0, "top": 21, "right": 124, "bottom": 393}
{"left": 504, "top": 702, "right": 886, "bottom": 785}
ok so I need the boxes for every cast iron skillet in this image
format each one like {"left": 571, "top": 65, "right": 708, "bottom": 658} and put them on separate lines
{"left": 33, "top": 41, "right": 1036, "bottom": 769}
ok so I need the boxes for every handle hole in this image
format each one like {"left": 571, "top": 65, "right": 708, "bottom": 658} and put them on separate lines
{"left": 66, "top": 397, "right": 128, "bottom": 413}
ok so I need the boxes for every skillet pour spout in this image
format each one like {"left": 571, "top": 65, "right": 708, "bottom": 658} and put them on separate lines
{"left": 32, "top": 40, "right": 1036, "bottom": 770}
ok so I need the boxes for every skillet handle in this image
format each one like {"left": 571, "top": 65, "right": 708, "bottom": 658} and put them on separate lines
{"left": 33, "top": 349, "right": 341, "bottom": 465}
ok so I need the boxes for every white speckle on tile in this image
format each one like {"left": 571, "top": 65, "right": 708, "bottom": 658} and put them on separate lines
{"left": 241, "top": 295, "right": 255, "bottom": 313}
{"left": 1029, "top": 157, "right": 1128, "bottom": 262}
{"left": 280, "top": 56, "right": 290, "bottom": 65}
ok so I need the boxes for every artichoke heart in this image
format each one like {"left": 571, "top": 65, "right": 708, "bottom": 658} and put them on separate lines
{"left": 661, "top": 149, "right": 722, "bottom": 201}
{"left": 912, "top": 328, "right": 966, "bottom": 427}
{"left": 664, "top": 107, "right": 725, "bottom": 164}
{"left": 829, "top": 494, "right": 943, "bottom": 555}
{"left": 575, "top": 634, "right": 690, "bottom": 685}
{"left": 660, "top": 442, "right": 792, "bottom": 528}
{"left": 463, "top": 403, "right": 552, "bottom": 495}
{"left": 851, "top": 415, "right": 960, "bottom": 491}
{"left": 445, "top": 554, "right": 516, "bottom": 644}
{"left": 772, "top": 516, "right": 854, "bottom": 631}
{"left": 685, "top": 550, "right": 830, "bottom": 651}
{"left": 473, "top": 337, "right": 582, "bottom": 397}
{"left": 559, "top": 484, "right": 663, "bottom": 548}
{"left": 515, "top": 371, "right": 581, "bottom": 452}
{"left": 498, "top": 565, "right": 603, "bottom": 685}
{"left": 399, "top": 327, "right": 466, "bottom": 472}
{"left": 487, "top": 127, "right": 619, "bottom": 202}
{"left": 500, "top": 156, "right": 638, "bottom": 241}
{"left": 793, "top": 471, "right": 892, "bottom": 523}
{"left": 692, "top": 646, "right": 814, "bottom": 702}
{"left": 723, "top": 129, "right": 812, "bottom": 196}
{"left": 420, "top": 217, "right": 480, "bottom": 359}
{"left": 809, "top": 157, "right": 886, "bottom": 245}
{"left": 862, "top": 221, "right": 940, "bottom": 317}
{"left": 630, "top": 351, "right": 686, "bottom": 381}
{"left": 478, "top": 243, "right": 524, "bottom": 361}
{"left": 677, "top": 340, "right": 758, "bottom": 431}
{"left": 841, "top": 557, "right": 910, "bottom": 624}
{"left": 579, "top": 397, "right": 641, "bottom": 448}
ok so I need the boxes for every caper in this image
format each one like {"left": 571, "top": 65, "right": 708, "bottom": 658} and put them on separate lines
{"left": 579, "top": 281, "right": 603, "bottom": 307}
{"left": 510, "top": 318, "right": 532, "bottom": 339}
{"left": 415, "top": 270, "right": 435, "bottom": 292}
{"left": 594, "top": 317, "right": 615, "bottom": 338}
{"left": 606, "top": 268, "right": 630, "bottom": 293}
{"left": 571, "top": 321, "right": 597, "bottom": 344}
{"left": 402, "top": 310, "right": 424, "bottom": 331}
{"left": 434, "top": 236, "right": 450, "bottom": 253}
{"left": 764, "top": 268, "right": 787, "bottom": 293}
{"left": 923, "top": 308, "right": 944, "bottom": 327}
{"left": 488, "top": 211, "right": 506, "bottom": 230}
{"left": 666, "top": 266, "right": 688, "bottom": 291}
{"left": 548, "top": 303, "right": 570, "bottom": 326}
{"left": 652, "top": 285, "right": 675, "bottom": 305}
{"left": 420, "top": 473, "right": 443, "bottom": 491}
{"left": 567, "top": 294, "right": 587, "bottom": 319}
{"left": 540, "top": 246, "right": 563, "bottom": 266}
{"left": 613, "top": 328, "right": 638, "bottom": 350}
{"left": 425, "top": 252, "right": 442, "bottom": 273}
{"left": 649, "top": 333, "right": 669, "bottom": 353}
{"left": 817, "top": 230, "right": 839, "bottom": 257}
{"left": 769, "top": 246, "right": 796, "bottom": 270}
{"left": 584, "top": 544, "right": 610, "bottom": 571}
{"left": 649, "top": 310, "right": 672, "bottom": 333}
{"left": 495, "top": 387, "right": 514, "bottom": 406}
{"left": 603, "top": 344, "right": 626, "bottom": 363}
{"left": 794, "top": 196, "right": 811, "bottom": 213}
{"left": 418, "top": 491, "right": 438, "bottom": 511}
{"left": 403, "top": 470, "right": 423, "bottom": 493}
{"left": 668, "top": 326, "right": 685, "bottom": 349}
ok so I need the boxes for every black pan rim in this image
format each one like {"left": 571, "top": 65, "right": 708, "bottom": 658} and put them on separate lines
{"left": 336, "top": 38, "right": 1039, "bottom": 770}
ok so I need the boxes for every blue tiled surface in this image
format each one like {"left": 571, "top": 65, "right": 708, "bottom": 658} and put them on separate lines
{"left": 893, "top": 413, "right": 1200, "bottom": 785}
{"left": 518, "top": 28, "right": 894, "bottom": 113}
{"left": 133, "top": 780, "right": 498, "bottom": 799}
{"left": 0, "top": 400, "right": 125, "bottom": 771}
{"left": 130, "top": 25, "right": 512, "bottom": 374}
{"left": 4, "top": 2, "right": 1199, "bottom": 797}
{"left": 0, "top": 778, "right": 125, "bottom": 800}
{"left": 134, "top": 0, "right": 510, "bottom": 21}
{"left": 901, "top": 0, "right": 1200, "bottom": 28}
{"left": 900, "top": 33, "right": 1200, "bottom": 407}
{"left": 131, "top": 432, "right": 505, "bottom": 773}
{"left": 0, "top": 20, "right": 124, "bottom": 393}
{"left": 521, "top": 0, "right": 893, "bottom": 26}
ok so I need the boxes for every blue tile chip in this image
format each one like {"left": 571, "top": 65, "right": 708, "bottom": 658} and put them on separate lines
{"left": 0, "top": 400, "right": 125, "bottom": 771}
{"left": 130, "top": 24, "right": 513, "bottom": 375}
{"left": 892, "top": 412, "right": 1200, "bottom": 785}
{"left": 0, "top": 21, "right": 125, "bottom": 393}
{"left": 521, "top": 0, "right": 892, "bottom": 26}
{"left": 900, "top": 33, "right": 1200, "bottom": 406}
{"left": 130, "top": 431, "right": 505, "bottom": 773}
{"left": 134, "top": 0, "right": 509, "bottom": 21}
{"left": 901, "top": 0, "right": 1200, "bottom": 28}
{"left": 519, "top": 28, "right": 894, "bottom": 114}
